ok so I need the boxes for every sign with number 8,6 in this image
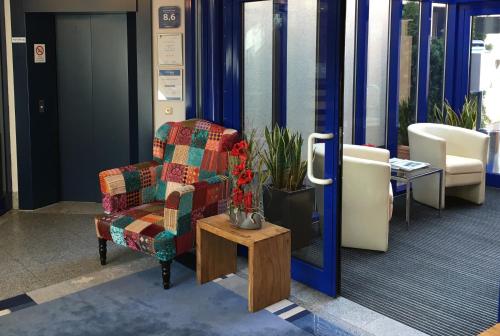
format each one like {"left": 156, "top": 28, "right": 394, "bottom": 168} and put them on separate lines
{"left": 159, "top": 6, "right": 181, "bottom": 29}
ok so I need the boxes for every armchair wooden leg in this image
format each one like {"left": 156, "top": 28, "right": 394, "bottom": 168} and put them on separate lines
{"left": 98, "top": 238, "right": 107, "bottom": 266}
{"left": 160, "top": 260, "right": 172, "bottom": 289}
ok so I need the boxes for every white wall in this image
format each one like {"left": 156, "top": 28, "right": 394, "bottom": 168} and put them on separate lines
{"left": 4, "top": 0, "right": 18, "bottom": 208}
{"left": 152, "top": 0, "right": 187, "bottom": 129}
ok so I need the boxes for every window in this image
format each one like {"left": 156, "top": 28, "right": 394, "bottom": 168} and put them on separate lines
{"left": 427, "top": 3, "right": 448, "bottom": 121}
{"left": 398, "top": 0, "right": 421, "bottom": 153}
{"left": 365, "top": 0, "right": 391, "bottom": 146}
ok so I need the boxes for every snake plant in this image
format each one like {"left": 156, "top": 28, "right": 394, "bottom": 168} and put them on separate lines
{"left": 261, "top": 125, "right": 307, "bottom": 192}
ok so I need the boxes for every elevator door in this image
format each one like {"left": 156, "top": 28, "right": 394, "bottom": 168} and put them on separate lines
{"left": 56, "top": 14, "right": 130, "bottom": 201}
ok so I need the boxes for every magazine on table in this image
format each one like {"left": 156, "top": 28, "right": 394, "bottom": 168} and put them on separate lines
{"left": 390, "top": 158, "right": 430, "bottom": 172}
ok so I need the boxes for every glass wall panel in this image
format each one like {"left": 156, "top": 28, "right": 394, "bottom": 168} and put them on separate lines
{"left": 286, "top": 0, "right": 323, "bottom": 268}
{"left": 365, "top": 0, "right": 390, "bottom": 147}
{"left": 343, "top": 0, "right": 357, "bottom": 144}
{"left": 243, "top": 1, "right": 273, "bottom": 132}
{"left": 287, "top": 0, "right": 317, "bottom": 155}
{"left": 398, "top": 0, "right": 420, "bottom": 157}
{"left": 428, "top": 3, "right": 448, "bottom": 121}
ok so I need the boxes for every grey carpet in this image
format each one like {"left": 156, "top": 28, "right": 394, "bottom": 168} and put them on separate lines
{"left": 342, "top": 187, "right": 500, "bottom": 336}
{"left": 0, "top": 262, "right": 311, "bottom": 336}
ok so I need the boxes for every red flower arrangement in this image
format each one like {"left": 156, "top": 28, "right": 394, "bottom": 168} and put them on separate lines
{"left": 227, "top": 133, "right": 267, "bottom": 218}
{"left": 228, "top": 140, "right": 255, "bottom": 213}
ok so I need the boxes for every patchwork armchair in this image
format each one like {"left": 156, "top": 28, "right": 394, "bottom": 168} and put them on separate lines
{"left": 95, "top": 119, "right": 238, "bottom": 289}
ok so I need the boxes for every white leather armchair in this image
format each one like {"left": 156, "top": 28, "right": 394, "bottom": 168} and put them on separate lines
{"left": 342, "top": 145, "right": 393, "bottom": 252}
{"left": 313, "top": 144, "right": 392, "bottom": 252}
{"left": 408, "top": 123, "right": 489, "bottom": 209}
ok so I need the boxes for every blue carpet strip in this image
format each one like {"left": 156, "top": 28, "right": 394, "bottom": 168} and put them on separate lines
{"left": 0, "top": 294, "right": 36, "bottom": 316}
{"left": 0, "top": 260, "right": 349, "bottom": 336}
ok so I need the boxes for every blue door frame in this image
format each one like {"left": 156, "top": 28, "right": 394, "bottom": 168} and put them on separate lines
{"left": 211, "top": 0, "right": 344, "bottom": 297}
{"left": 453, "top": 1, "right": 500, "bottom": 187}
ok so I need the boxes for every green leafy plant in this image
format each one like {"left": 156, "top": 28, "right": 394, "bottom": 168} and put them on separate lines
{"left": 398, "top": 99, "right": 413, "bottom": 146}
{"left": 262, "top": 125, "right": 307, "bottom": 192}
{"left": 432, "top": 96, "right": 490, "bottom": 130}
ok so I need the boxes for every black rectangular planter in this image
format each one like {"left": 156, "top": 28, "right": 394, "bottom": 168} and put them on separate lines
{"left": 263, "top": 186, "right": 315, "bottom": 251}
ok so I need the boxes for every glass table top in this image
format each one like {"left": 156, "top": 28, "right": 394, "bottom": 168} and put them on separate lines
{"left": 391, "top": 166, "right": 443, "bottom": 181}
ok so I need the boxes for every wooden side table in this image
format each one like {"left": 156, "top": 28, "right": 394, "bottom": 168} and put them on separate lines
{"left": 196, "top": 214, "right": 291, "bottom": 312}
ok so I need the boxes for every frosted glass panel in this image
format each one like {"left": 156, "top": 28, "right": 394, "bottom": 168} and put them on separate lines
{"left": 243, "top": 1, "right": 273, "bottom": 132}
{"left": 287, "top": 0, "right": 317, "bottom": 156}
{"left": 365, "top": 0, "right": 391, "bottom": 146}
{"left": 343, "top": 0, "right": 356, "bottom": 144}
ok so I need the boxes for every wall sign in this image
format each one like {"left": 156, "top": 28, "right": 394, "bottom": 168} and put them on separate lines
{"left": 158, "top": 69, "right": 183, "bottom": 101}
{"left": 12, "top": 37, "right": 26, "bottom": 44}
{"left": 34, "top": 44, "right": 46, "bottom": 64}
{"left": 158, "top": 34, "right": 183, "bottom": 66}
{"left": 159, "top": 6, "right": 181, "bottom": 29}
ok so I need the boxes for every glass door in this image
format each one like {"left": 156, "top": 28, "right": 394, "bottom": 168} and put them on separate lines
{"left": 455, "top": 2, "right": 500, "bottom": 186}
{"left": 226, "top": 0, "right": 342, "bottom": 296}
{"left": 470, "top": 14, "right": 500, "bottom": 177}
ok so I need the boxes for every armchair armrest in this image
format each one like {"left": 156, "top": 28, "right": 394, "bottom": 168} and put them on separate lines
{"left": 99, "top": 161, "right": 162, "bottom": 214}
{"left": 342, "top": 156, "right": 391, "bottom": 251}
{"left": 164, "top": 175, "right": 230, "bottom": 236}
{"left": 408, "top": 125, "right": 446, "bottom": 169}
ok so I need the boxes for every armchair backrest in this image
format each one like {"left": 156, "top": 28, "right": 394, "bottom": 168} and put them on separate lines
{"left": 152, "top": 119, "right": 238, "bottom": 200}
{"left": 343, "top": 144, "right": 390, "bottom": 163}
{"left": 408, "top": 123, "right": 489, "bottom": 164}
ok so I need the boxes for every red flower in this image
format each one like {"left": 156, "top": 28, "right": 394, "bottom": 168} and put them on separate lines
{"left": 231, "top": 141, "right": 249, "bottom": 160}
{"left": 232, "top": 162, "right": 246, "bottom": 176}
{"left": 243, "top": 191, "right": 253, "bottom": 212}
{"left": 237, "top": 169, "right": 253, "bottom": 186}
{"left": 232, "top": 188, "right": 244, "bottom": 206}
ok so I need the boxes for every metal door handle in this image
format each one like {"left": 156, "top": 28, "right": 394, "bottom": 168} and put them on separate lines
{"left": 307, "top": 133, "right": 334, "bottom": 185}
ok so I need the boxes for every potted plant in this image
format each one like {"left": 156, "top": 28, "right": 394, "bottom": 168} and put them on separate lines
{"left": 261, "top": 126, "right": 314, "bottom": 251}
{"left": 432, "top": 96, "right": 490, "bottom": 130}
{"left": 227, "top": 131, "right": 268, "bottom": 230}
{"left": 398, "top": 99, "right": 412, "bottom": 159}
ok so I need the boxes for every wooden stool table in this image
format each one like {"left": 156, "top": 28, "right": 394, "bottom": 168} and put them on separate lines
{"left": 196, "top": 214, "right": 291, "bottom": 312}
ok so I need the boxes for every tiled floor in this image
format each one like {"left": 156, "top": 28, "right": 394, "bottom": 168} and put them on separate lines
{"left": 0, "top": 202, "right": 427, "bottom": 336}
{"left": 0, "top": 202, "right": 157, "bottom": 301}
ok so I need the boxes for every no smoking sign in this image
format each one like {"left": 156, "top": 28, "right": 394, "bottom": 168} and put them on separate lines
{"left": 34, "top": 43, "right": 46, "bottom": 64}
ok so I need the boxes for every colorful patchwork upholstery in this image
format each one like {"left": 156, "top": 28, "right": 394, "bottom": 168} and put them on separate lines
{"left": 95, "top": 119, "right": 238, "bottom": 264}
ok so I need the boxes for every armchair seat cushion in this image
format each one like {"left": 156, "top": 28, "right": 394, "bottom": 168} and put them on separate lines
{"left": 95, "top": 202, "right": 193, "bottom": 262}
{"left": 446, "top": 155, "right": 483, "bottom": 175}
{"left": 446, "top": 172, "right": 483, "bottom": 188}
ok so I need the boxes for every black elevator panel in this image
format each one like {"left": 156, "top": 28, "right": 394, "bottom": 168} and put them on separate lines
{"left": 26, "top": 14, "right": 60, "bottom": 208}
{"left": 56, "top": 14, "right": 130, "bottom": 202}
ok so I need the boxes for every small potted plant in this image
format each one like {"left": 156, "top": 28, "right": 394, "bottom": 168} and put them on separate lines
{"left": 398, "top": 99, "right": 412, "bottom": 159}
{"left": 261, "top": 126, "right": 314, "bottom": 250}
{"left": 227, "top": 131, "right": 267, "bottom": 230}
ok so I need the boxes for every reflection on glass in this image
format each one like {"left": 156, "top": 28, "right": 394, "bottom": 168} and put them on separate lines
{"left": 243, "top": 1, "right": 273, "bottom": 133}
{"left": 398, "top": 0, "right": 420, "bottom": 158}
{"left": 343, "top": 0, "right": 357, "bottom": 145}
{"left": 365, "top": 0, "right": 390, "bottom": 146}
{"left": 427, "top": 3, "right": 447, "bottom": 121}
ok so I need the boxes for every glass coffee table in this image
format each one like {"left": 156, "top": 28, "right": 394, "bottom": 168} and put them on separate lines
{"left": 391, "top": 166, "right": 443, "bottom": 229}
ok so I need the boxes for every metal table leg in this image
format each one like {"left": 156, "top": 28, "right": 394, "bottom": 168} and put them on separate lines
{"left": 438, "top": 170, "right": 443, "bottom": 216}
{"left": 406, "top": 180, "right": 411, "bottom": 229}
